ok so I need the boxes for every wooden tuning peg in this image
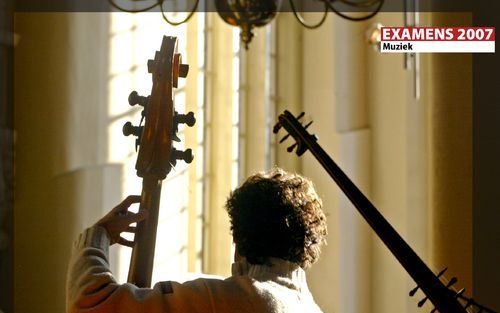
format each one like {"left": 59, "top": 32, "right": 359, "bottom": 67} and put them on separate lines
{"left": 446, "top": 277, "right": 458, "bottom": 288}
{"left": 279, "top": 134, "right": 290, "bottom": 144}
{"left": 418, "top": 296, "right": 428, "bottom": 307}
{"left": 272, "top": 122, "right": 282, "bottom": 134}
{"left": 171, "top": 148, "right": 194, "bottom": 164}
{"left": 409, "top": 285, "right": 420, "bottom": 297}
{"left": 174, "top": 111, "right": 196, "bottom": 127}
{"left": 122, "top": 122, "right": 142, "bottom": 137}
{"left": 128, "top": 91, "right": 148, "bottom": 107}
{"left": 287, "top": 143, "right": 297, "bottom": 153}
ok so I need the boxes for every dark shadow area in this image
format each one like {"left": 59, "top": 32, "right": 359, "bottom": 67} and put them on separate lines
{"left": 0, "top": 0, "right": 14, "bottom": 312}
{"left": 473, "top": 1, "right": 500, "bottom": 312}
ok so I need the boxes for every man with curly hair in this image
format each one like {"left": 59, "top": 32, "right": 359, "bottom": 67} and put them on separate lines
{"left": 67, "top": 167, "right": 327, "bottom": 313}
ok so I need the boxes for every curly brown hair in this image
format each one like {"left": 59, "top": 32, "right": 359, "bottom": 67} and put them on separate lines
{"left": 225, "top": 167, "right": 327, "bottom": 269}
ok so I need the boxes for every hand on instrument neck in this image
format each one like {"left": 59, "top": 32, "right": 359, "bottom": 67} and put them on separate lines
{"left": 95, "top": 195, "right": 148, "bottom": 247}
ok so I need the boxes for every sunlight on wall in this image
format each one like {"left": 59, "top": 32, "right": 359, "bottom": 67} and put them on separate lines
{"left": 231, "top": 29, "right": 240, "bottom": 189}
{"left": 230, "top": 26, "right": 241, "bottom": 262}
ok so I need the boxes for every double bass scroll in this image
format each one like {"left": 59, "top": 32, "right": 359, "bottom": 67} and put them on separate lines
{"left": 122, "top": 36, "right": 195, "bottom": 288}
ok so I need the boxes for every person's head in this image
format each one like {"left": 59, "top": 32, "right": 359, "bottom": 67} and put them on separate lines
{"left": 225, "top": 167, "right": 327, "bottom": 269}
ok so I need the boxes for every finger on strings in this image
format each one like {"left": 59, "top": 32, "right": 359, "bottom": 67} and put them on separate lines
{"left": 118, "top": 237, "right": 135, "bottom": 248}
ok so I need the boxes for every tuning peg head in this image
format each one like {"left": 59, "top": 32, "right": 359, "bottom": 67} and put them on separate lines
{"left": 128, "top": 91, "right": 148, "bottom": 107}
{"left": 409, "top": 285, "right": 420, "bottom": 297}
{"left": 174, "top": 111, "right": 196, "bottom": 127}
{"left": 123, "top": 121, "right": 133, "bottom": 136}
{"left": 123, "top": 121, "right": 142, "bottom": 137}
{"left": 446, "top": 277, "right": 458, "bottom": 288}
{"left": 171, "top": 148, "right": 194, "bottom": 164}
{"left": 287, "top": 143, "right": 297, "bottom": 153}
{"left": 279, "top": 133, "right": 290, "bottom": 144}
{"left": 418, "top": 296, "right": 428, "bottom": 307}
{"left": 436, "top": 268, "right": 448, "bottom": 279}
{"left": 273, "top": 122, "right": 282, "bottom": 134}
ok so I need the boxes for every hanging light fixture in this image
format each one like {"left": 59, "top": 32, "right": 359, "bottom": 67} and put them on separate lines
{"left": 109, "top": 0, "right": 385, "bottom": 48}
{"left": 215, "top": 0, "right": 282, "bottom": 49}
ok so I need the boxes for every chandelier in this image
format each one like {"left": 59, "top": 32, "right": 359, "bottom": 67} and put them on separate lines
{"left": 109, "top": 0, "right": 384, "bottom": 48}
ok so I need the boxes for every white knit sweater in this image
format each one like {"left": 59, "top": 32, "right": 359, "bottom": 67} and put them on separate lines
{"left": 66, "top": 226, "right": 324, "bottom": 313}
